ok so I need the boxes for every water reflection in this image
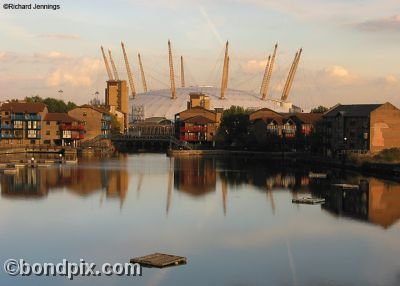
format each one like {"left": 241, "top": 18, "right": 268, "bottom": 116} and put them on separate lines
{"left": 314, "top": 179, "right": 400, "bottom": 228}
{"left": 1, "top": 156, "right": 400, "bottom": 228}
{"left": 1, "top": 159, "right": 129, "bottom": 208}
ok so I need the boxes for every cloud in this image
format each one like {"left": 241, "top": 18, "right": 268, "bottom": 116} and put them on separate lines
{"left": 355, "top": 15, "right": 400, "bottom": 32}
{"left": 33, "top": 51, "right": 70, "bottom": 61}
{"left": 36, "top": 34, "right": 81, "bottom": 40}
{"left": 241, "top": 59, "right": 268, "bottom": 74}
{"left": 385, "top": 75, "right": 398, "bottom": 85}
{"left": 0, "top": 51, "right": 17, "bottom": 62}
{"left": 46, "top": 57, "right": 101, "bottom": 88}
{"left": 325, "top": 65, "right": 350, "bottom": 78}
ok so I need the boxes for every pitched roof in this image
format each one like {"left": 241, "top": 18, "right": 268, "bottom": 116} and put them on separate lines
{"left": 44, "top": 112, "right": 79, "bottom": 123}
{"left": 0, "top": 102, "right": 47, "bottom": 113}
{"left": 290, "top": 113, "right": 323, "bottom": 124}
{"left": 183, "top": 115, "right": 216, "bottom": 124}
{"left": 324, "top": 104, "right": 382, "bottom": 118}
{"left": 73, "top": 104, "right": 109, "bottom": 114}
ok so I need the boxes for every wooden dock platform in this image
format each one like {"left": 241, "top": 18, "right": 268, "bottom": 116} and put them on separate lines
{"left": 292, "top": 197, "right": 325, "bottom": 204}
{"left": 130, "top": 253, "right": 187, "bottom": 268}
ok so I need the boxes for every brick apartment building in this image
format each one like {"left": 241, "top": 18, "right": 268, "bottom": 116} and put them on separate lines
{"left": 68, "top": 105, "right": 112, "bottom": 140}
{"left": 0, "top": 102, "right": 48, "bottom": 146}
{"left": 174, "top": 93, "right": 223, "bottom": 143}
{"left": 321, "top": 102, "right": 400, "bottom": 155}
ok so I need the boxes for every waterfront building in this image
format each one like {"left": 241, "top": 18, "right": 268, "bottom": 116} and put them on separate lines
{"left": 105, "top": 80, "right": 128, "bottom": 131}
{"left": 174, "top": 93, "right": 223, "bottom": 143}
{"left": 42, "top": 113, "right": 84, "bottom": 147}
{"left": 321, "top": 102, "right": 400, "bottom": 154}
{"left": 68, "top": 105, "right": 112, "bottom": 141}
{"left": 289, "top": 113, "right": 323, "bottom": 136}
{"left": 0, "top": 102, "right": 48, "bottom": 146}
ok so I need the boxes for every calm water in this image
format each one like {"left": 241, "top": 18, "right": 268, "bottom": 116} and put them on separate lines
{"left": 1, "top": 154, "right": 400, "bottom": 286}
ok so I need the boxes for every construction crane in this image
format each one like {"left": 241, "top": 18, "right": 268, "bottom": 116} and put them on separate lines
{"left": 262, "top": 43, "right": 278, "bottom": 100}
{"left": 108, "top": 49, "right": 119, "bottom": 80}
{"left": 168, "top": 40, "right": 176, "bottom": 99}
{"left": 138, "top": 53, "right": 148, "bottom": 93}
{"left": 121, "top": 42, "right": 136, "bottom": 98}
{"left": 281, "top": 48, "right": 302, "bottom": 102}
{"left": 180, "top": 56, "right": 185, "bottom": 88}
{"left": 101, "top": 46, "right": 113, "bottom": 80}
{"left": 220, "top": 41, "right": 229, "bottom": 99}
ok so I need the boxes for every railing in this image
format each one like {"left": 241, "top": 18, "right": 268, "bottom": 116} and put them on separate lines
{"left": 101, "top": 134, "right": 110, "bottom": 139}
{"left": 180, "top": 126, "right": 208, "bottom": 133}
{"left": 102, "top": 115, "right": 112, "bottom": 121}
{"left": 101, "top": 125, "right": 111, "bottom": 130}
{"left": 0, "top": 134, "right": 14, "bottom": 139}
{"left": 11, "top": 114, "right": 41, "bottom": 121}
{"left": 1, "top": 124, "right": 13, "bottom": 129}
{"left": 179, "top": 135, "right": 202, "bottom": 141}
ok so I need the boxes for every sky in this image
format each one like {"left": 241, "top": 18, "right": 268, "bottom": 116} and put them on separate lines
{"left": 0, "top": 0, "right": 399, "bottom": 110}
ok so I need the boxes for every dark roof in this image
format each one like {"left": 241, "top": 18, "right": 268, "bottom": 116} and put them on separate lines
{"left": 183, "top": 115, "right": 215, "bottom": 124}
{"left": 324, "top": 104, "right": 382, "bottom": 118}
{"left": 44, "top": 113, "right": 78, "bottom": 123}
{"left": 0, "top": 102, "right": 47, "bottom": 113}
{"left": 290, "top": 113, "right": 323, "bottom": 124}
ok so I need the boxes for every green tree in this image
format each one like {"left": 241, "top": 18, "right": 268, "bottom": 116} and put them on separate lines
{"left": 24, "top": 96, "right": 77, "bottom": 112}
{"left": 217, "top": 106, "right": 252, "bottom": 148}
{"left": 311, "top": 105, "right": 329, "bottom": 113}
{"left": 110, "top": 115, "right": 121, "bottom": 134}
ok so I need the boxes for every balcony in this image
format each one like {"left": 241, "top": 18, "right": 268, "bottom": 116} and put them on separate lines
{"left": 179, "top": 135, "right": 201, "bottom": 142}
{"left": 11, "top": 114, "right": 41, "bottom": 121}
{"left": 102, "top": 115, "right": 112, "bottom": 121}
{"left": 0, "top": 134, "right": 14, "bottom": 139}
{"left": 60, "top": 123, "right": 85, "bottom": 131}
{"left": 101, "top": 125, "right": 111, "bottom": 130}
{"left": 1, "top": 124, "right": 13, "bottom": 129}
{"left": 180, "top": 126, "right": 208, "bottom": 133}
{"left": 101, "top": 134, "right": 110, "bottom": 139}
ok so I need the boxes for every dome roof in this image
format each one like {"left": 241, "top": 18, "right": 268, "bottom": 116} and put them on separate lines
{"left": 129, "top": 86, "right": 295, "bottom": 120}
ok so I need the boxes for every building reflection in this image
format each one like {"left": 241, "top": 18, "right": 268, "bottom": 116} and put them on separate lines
{"left": 1, "top": 160, "right": 129, "bottom": 207}
{"left": 173, "top": 157, "right": 216, "bottom": 196}
{"left": 315, "top": 179, "right": 400, "bottom": 228}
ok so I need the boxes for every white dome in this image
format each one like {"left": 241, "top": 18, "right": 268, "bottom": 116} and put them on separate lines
{"left": 129, "top": 86, "right": 295, "bottom": 120}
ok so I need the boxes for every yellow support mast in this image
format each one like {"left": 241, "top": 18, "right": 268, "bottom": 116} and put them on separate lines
{"left": 121, "top": 42, "right": 136, "bottom": 98}
{"left": 281, "top": 48, "right": 302, "bottom": 102}
{"left": 101, "top": 46, "right": 113, "bottom": 80}
{"left": 138, "top": 53, "right": 148, "bottom": 93}
{"left": 180, "top": 56, "right": 185, "bottom": 88}
{"left": 108, "top": 49, "right": 119, "bottom": 80}
{"left": 168, "top": 40, "right": 176, "bottom": 99}
{"left": 220, "top": 41, "right": 229, "bottom": 99}
{"left": 262, "top": 43, "right": 278, "bottom": 100}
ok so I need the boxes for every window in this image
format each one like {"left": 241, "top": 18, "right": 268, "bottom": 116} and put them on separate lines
{"left": 46, "top": 121, "right": 50, "bottom": 125}
{"left": 44, "top": 140, "right": 50, "bottom": 144}
{"left": 14, "top": 121, "right": 23, "bottom": 128}
{"left": 5, "top": 112, "right": 8, "bottom": 115}
{"left": 27, "top": 121, "right": 32, "bottom": 129}
{"left": 63, "top": 130, "right": 72, "bottom": 139}
{"left": 46, "top": 131, "right": 50, "bottom": 135}
{"left": 83, "top": 112, "right": 87, "bottom": 116}
{"left": 56, "top": 131, "right": 60, "bottom": 135}
{"left": 30, "top": 140, "right": 36, "bottom": 144}
{"left": 27, "top": 130, "right": 37, "bottom": 138}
